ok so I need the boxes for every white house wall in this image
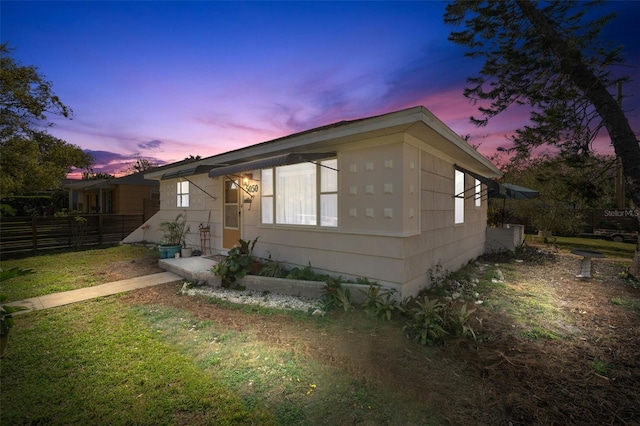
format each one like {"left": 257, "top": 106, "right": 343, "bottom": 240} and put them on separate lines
{"left": 127, "top": 113, "right": 493, "bottom": 299}
{"left": 124, "top": 174, "right": 223, "bottom": 249}
{"left": 238, "top": 135, "right": 488, "bottom": 299}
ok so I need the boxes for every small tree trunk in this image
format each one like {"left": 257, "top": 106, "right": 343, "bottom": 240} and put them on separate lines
{"left": 630, "top": 217, "right": 640, "bottom": 280}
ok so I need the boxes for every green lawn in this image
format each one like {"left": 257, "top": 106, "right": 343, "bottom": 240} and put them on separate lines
{"left": 0, "top": 245, "right": 159, "bottom": 302}
{"left": 1, "top": 246, "right": 446, "bottom": 425}
{"left": 526, "top": 234, "right": 636, "bottom": 259}
{"left": 2, "top": 299, "right": 274, "bottom": 425}
{"left": 1, "top": 241, "right": 637, "bottom": 425}
{"left": 1, "top": 298, "right": 444, "bottom": 425}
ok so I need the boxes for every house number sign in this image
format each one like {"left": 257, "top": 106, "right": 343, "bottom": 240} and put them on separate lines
{"left": 244, "top": 183, "right": 259, "bottom": 194}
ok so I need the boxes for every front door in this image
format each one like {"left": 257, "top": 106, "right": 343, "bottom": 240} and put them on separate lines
{"left": 223, "top": 178, "right": 241, "bottom": 249}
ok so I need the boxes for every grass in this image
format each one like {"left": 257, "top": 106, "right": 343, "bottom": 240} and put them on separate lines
{"left": 2, "top": 299, "right": 271, "bottom": 425}
{"left": 0, "top": 245, "right": 158, "bottom": 301}
{"left": 1, "top": 246, "right": 446, "bottom": 425}
{"left": 1, "top": 240, "right": 637, "bottom": 424}
{"left": 475, "top": 269, "right": 570, "bottom": 340}
{"left": 2, "top": 298, "right": 441, "bottom": 425}
{"left": 610, "top": 295, "right": 640, "bottom": 313}
{"left": 526, "top": 234, "right": 636, "bottom": 259}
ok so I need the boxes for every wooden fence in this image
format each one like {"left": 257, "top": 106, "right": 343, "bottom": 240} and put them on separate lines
{"left": 0, "top": 214, "right": 145, "bottom": 259}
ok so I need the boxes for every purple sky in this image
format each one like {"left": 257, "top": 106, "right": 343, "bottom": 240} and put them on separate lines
{"left": 2, "top": 1, "right": 638, "bottom": 177}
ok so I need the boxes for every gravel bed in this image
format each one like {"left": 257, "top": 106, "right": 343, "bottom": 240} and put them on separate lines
{"left": 180, "top": 283, "right": 323, "bottom": 312}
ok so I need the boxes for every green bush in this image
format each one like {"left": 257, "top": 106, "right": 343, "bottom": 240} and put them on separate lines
{"left": 257, "top": 258, "right": 288, "bottom": 278}
{"left": 321, "top": 276, "right": 352, "bottom": 312}
{"left": 286, "top": 262, "right": 331, "bottom": 282}
{"left": 360, "top": 284, "right": 399, "bottom": 321}
{"left": 444, "top": 303, "right": 477, "bottom": 341}
{"left": 402, "top": 296, "right": 477, "bottom": 346}
{"left": 402, "top": 296, "right": 448, "bottom": 345}
{"left": 212, "top": 237, "right": 258, "bottom": 288}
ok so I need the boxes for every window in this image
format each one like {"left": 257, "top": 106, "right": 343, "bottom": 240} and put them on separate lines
{"left": 475, "top": 179, "right": 482, "bottom": 207}
{"left": 454, "top": 170, "right": 465, "bottom": 224}
{"left": 320, "top": 159, "right": 338, "bottom": 227}
{"left": 261, "top": 169, "right": 273, "bottom": 224}
{"left": 261, "top": 158, "right": 338, "bottom": 227}
{"left": 177, "top": 181, "right": 189, "bottom": 207}
{"left": 104, "top": 190, "right": 113, "bottom": 213}
{"left": 277, "top": 162, "right": 316, "bottom": 225}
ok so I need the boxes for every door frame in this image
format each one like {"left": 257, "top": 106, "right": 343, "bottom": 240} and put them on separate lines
{"left": 222, "top": 177, "right": 241, "bottom": 249}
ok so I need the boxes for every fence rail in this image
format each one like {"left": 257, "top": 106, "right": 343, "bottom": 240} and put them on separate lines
{"left": 0, "top": 214, "right": 144, "bottom": 259}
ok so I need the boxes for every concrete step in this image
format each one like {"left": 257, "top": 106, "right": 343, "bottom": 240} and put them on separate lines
{"left": 159, "top": 256, "right": 218, "bottom": 284}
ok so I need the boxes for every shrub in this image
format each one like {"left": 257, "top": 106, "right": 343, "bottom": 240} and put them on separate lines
{"left": 444, "top": 302, "right": 477, "bottom": 341}
{"left": 212, "top": 237, "right": 259, "bottom": 288}
{"left": 257, "top": 258, "right": 288, "bottom": 278}
{"left": 321, "top": 276, "right": 352, "bottom": 312}
{"left": 159, "top": 213, "right": 189, "bottom": 247}
{"left": 402, "top": 296, "right": 448, "bottom": 345}
{"left": 360, "top": 284, "right": 398, "bottom": 321}
{"left": 402, "top": 295, "right": 477, "bottom": 346}
{"left": 286, "top": 262, "right": 331, "bottom": 282}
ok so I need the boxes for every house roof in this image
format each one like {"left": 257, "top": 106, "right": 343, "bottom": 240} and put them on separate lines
{"left": 145, "top": 106, "right": 501, "bottom": 180}
{"left": 64, "top": 171, "right": 158, "bottom": 191}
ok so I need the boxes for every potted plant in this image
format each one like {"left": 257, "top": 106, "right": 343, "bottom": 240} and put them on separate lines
{"left": 212, "top": 236, "right": 259, "bottom": 288}
{"left": 1, "top": 267, "right": 33, "bottom": 356}
{"left": 159, "top": 213, "right": 189, "bottom": 259}
{"left": 181, "top": 245, "right": 193, "bottom": 258}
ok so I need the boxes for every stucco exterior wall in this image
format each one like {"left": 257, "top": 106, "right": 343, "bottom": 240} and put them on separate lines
{"left": 126, "top": 108, "right": 495, "bottom": 299}
{"left": 130, "top": 140, "right": 489, "bottom": 298}
{"left": 125, "top": 174, "right": 222, "bottom": 248}
{"left": 238, "top": 136, "right": 487, "bottom": 298}
{"left": 396, "top": 150, "right": 488, "bottom": 296}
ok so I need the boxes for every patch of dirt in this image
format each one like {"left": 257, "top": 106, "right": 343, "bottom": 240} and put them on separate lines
{"left": 95, "top": 257, "right": 164, "bottom": 282}
{"left": 118, "top": 248, "right": 640, "bottom": 425}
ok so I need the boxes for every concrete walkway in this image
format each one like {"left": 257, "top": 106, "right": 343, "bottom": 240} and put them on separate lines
{"left": 6, "top": 271, "right": 182, "bottom": 315}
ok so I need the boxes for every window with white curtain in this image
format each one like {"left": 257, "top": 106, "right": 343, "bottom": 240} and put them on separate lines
{"left": 261, "top": 158, "right": 338, "bottom": 227}
{"left": 261, "top": 169, "right": 274, "bottom": 224}
{"left": 475, "top": 178, "right": 482, "bottom": 207}
{"left": 177, "top": 181, "right": 189, "bottom": 207}
{"left": 454, "top": 170, "right": 465, "bottom": 224}
{"left": 277, "top": 162, "right": 316, "bottom": 225}
{"left": 320, "top": 159, "right": 338, "bottom": 227}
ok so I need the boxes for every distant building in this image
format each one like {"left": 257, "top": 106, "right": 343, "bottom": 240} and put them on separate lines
{"left": 64, "top": 172, "right": 159, "bottom": 219}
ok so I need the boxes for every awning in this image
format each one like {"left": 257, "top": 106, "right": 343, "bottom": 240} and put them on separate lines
{"left": 492, "top": 183, "right": 539, "bottom": 199}
{"left": 455, "top": 165, "right": 500, "bottom": 196}
{"left": 208, "top": 152, "right": 336, "bottom": 178}
{"left": 161, "top": 165, "right": 217, "bottom": 180}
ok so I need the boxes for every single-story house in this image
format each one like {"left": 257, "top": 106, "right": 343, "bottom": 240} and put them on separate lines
{"left": 124, "top": 106, "right": 502, "bottom": 297}
{"left": 65, "top": 172, "right": 159, "bottom": 218}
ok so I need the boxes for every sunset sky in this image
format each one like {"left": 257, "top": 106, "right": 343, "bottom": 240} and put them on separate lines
{"left": 2, "top": 1, "right": 639, "bottom": 177}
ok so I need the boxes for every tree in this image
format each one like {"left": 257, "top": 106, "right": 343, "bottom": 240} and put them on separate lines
{"left": 0, "top": 43, "right": 92, "bottom": 196}
{"left": 493, "top": 153, "right": 620, "bottom": 234}
{"left": 81, "top": 169, "right": 115, "bottom": 180}
{"left": 126, "top": 156, "right": 157, "bottom": 175}
{"left": 445, "top": 0, "right": 640, "bottom": 278}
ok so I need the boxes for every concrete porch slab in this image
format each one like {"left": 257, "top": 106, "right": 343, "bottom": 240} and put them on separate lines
{"left": 159, "top": 256, "right": 218, "bottom": 284}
